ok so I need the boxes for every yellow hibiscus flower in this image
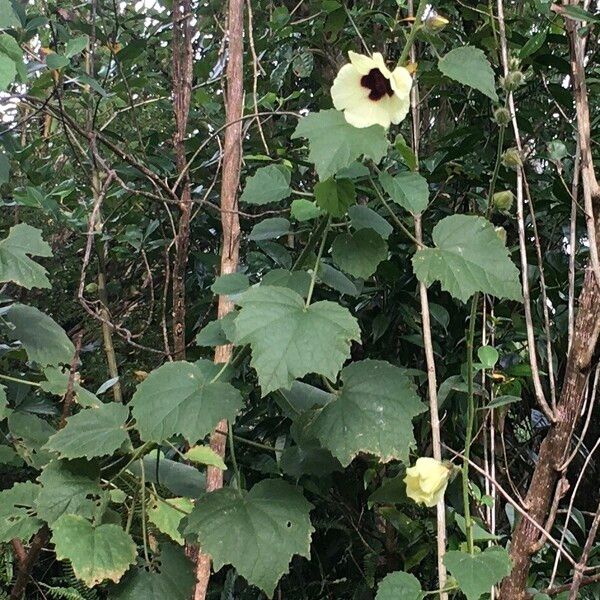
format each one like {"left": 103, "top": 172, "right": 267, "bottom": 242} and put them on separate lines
{"left": 404, "top": 457, "right": 452, "bottom": 508}
{"left": 331, "top": 51, "right": 413, "bottom": 129}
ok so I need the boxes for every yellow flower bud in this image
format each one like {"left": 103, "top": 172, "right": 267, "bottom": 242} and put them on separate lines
{"left": 493, "top": 190, "right": 514, "bottom": 212}
{"left": 495, "top": 226, "right": 507, "bottom": 245}
{"left": 424, "top": 13, "right": 449, "bottom": 32}
{"left": 404, "top": 457, "right": 452, "bottom": 507}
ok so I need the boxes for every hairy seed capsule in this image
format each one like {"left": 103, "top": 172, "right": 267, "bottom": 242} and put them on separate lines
{"left": 502, "top": 70, "right": 525, "bottom": 92}
{"left": 493, "top": 190, "right": 514, "bottom": 212}
{"left": 493, "top": 107, "right": 511, "bottom": 126}
{"left": 502, "top": 147, "right": 522, "bottom": 169}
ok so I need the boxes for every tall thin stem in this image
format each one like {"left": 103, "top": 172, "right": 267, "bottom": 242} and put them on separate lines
{"left": 305, "top": 217, "right": 331, "bottom": 307}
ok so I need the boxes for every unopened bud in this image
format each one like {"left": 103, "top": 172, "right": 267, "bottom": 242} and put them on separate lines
{"left": 495, "top": 226, "right": 507, "bottom": 245}
{"left": 493, "top": 190, "right": 514, "bottom": 212}
{"left": 424, "top": 13, "right": 449, "bottom": 32}
{"left": 493, "top": 107, "right": 511, "bottom": 126}
{"left": 502, "top": 70, "right": 525, "bottom": 92}
{"left": 502, "top": 147, "right": 522, "bottom": 169}
{"left": 508, "top": 56, "right": 521, "bottom": 71}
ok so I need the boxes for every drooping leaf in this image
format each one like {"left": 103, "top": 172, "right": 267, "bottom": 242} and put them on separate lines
{"left": 376, "top": 571, "right": 423, "bottom": 600}
{"left": 130, "top": 361, "right": 243, "bottom": 443}
{"left": 331, "top": 229, "right": 388, "bottom": 279}
{"left": 183, "top": 479, "right": 314, "bottom": 596}
{"left": 314, "top": 178, "right": 356, "bottom": 217}
{"left": 184, "top": 445, "right": 227, "bottom": 470}
{"left": 561, "top": 5, "right": 600, "bottom": 23}
{"left": 318, "top": 263, "right": 360, "bottom": 297}
{"left": 249, "top": 217, "right": 290, "bottom": 241}
{"left": 195, "top": 312, "right": 236, "bottom": 347}
{"left": 52, "top": 515, "right": 137, "bottom": 587}
{"left": 438, "top": 46, "right": 499, "bottom": 102}
{"left": 444, "top": 547, "right": 512, "bottom": 600}
{"left": 379, "top": 171, "right": 429, "bottom": 214}
{"left": 0, "top": 0, "right": 20, "bottom": 29}
{"left": 233, "top": 286, "right": 361, "bottom": 395}
{"left": 0, "top": 223, "right": 52, "bottom": 289}
{"left": 5, "top": 304, "right": 75, "bottom": 366}
{"left": 211, "top": 272, "right": 249, "bottom": 295}
{"left": 111, "top": 543, "right": 195, "bottom": 599}
{"left": 147, "top": 497, "right": 193, "bottom": 545}
{"left": 0, "top": 444, "right": 22, "bottom": 465}
{"left": 348, "top": 205, "right": 393, "bottom": 239}
{"left": 8, "top": 411, "right": 55, "bottom": 467}
{"left": 261, "top": 269, "right": 311, "bottom": 297}
{"left": 290, "top": 199, "right": 323, "bottom": 221}
{"left": 65, "top": 34, "right": 89, "bottom": 58}
{"left": 0, "top": 52, "right": 15, "bottom": 89}
{"left": 309, "top": 360, "right": 425, "bottom": 466}
{"left": 0, "top": 482, "right": 43, "bottom": 543}
{"left": 36, "top": 459, "right": 104, "bottom": 525}
{"left": 412, "top": 215, "right": 522, "bottom": 302}
{"left": 240, "top": 165, "right": 292, "bottom": 205}
{"left": 44, "top": 403, "right": 130, "bottom": 459}
{"left": 280, "top": 442, "right": 342, "bottom": 478}
{"left": 292, "top": 109, "right": 389, "bottom": 180}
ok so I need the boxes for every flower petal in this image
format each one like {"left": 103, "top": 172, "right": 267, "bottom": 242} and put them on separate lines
{"left": 386, "top": 94, "right": 411, "bottom": 125}
{"left": 331, "top": 63, "right": 369, "bottom": 111}
{"left": 343, "top": 97, "right": 393, "bottom": 129}
{"left": 390, "top": 66, "right": 413, "bottom": 98}
{"left": 348, "top": 50, "right": 377, "bottom": 75}
{"left": 372, "top": 52, "right": 392, "bottom": 79}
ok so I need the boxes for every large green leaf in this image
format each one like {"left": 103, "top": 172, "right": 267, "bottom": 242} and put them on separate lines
{"left": 36, "top": 459, "right": 104, "bottom": 525}
{"left": 240, "top": 165, "right": 292, "bottom": 205}
{"left": 130, "top": 361, "right": 243, "bottom": 443}
{"left": 5, "top": 304, "right": 75, "bottom": 366}
{"left": 292, "top": 109, "right": 389, "bottom": 180}
{"left": 309, "top": 360, "right": 425, "bottom": 466}
{"left": 438, "top": 46, "right": 499, "bottom": 102}
{"left": 0, "top": 51, "right": 15, "bottom": 89}
{"left": 233, "top": 286, "right": 361, "bottom": 395}
{"left": 0, "top": 482, "right": 43, "bottom": 543}
{"left": 0, "top": 0, "right": 20, "bottom": 29}
{"left": 147, "top": 497, "right": 193, "bottom": 545}
{"left": 111, "top": 543, "right": 195, "bottom": 599}
{"left": 9, "top": 411, "right": 55, "bottom": 467}
{"left": 376, "top": 571, "right": 423, "bottom": 600}
{"left": 0, "top": 223, "right": 52, "bottom": 289}
{"left": 52, "top": 515, "right": 137, "bottom": 587}
{"left": 412, "top": 215, "right": 522, "bottom": 302}
{"left": 44, "top": 403, "right": 130, "bottom": 459}
{"left": 331, "top": 229, "right": 388, "bottom": 279}
{"left": 348, "top": 205, "right": 393, "bottom": 239}
{"left": 183, "top": 479, "right": 313, "bottom": 596}
{"left": 444, "top": 547, "right": 512, "bottom": 600}
{"left": 314, "top": 178, "right": 356, "bottom": 217}
{"left": 379, "top": 171, "right": 429, "bottom": 214}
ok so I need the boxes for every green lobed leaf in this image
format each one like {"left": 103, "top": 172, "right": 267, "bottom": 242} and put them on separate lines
{"left": 290, "top": 199, "right": 323, "bottom": 221}
{"left": 0, "top": 482, "right": 43, "bottom": 543}
{"left": 314, "top": 178, "right": 356, "bottom": 217}
{"left": 444, "top": 547, "right": 512, "bottom": 600}
{"left": 412, "top": 215, "right": 522, "bottom": 302}
{"left": 331, "top": 229, "right": 388, "bottom": 279}
{"left": 111, "top": 543, "right": 195, "bottom": 599}
{"left": 147, "top": 497, "right": 193, "bottom": 545}
{"left": 36, "top": 459, "right": 104, "bottom": 525}
{"left": 379, "top": 171, "right": 429, "bottom": 214}
{"left": 438, "top": 46, "right": 499, "bottom": 102}
{"left": 309, "top": 360, "right": 425, "bottom": 466}
{"left": 292, "top": 109, "right": 389, "bottom": 180}
{"left": 240, "top": 164, "right": 292, "bottom": 205}
{"left": 5, "top": 303, "right": 75, "bottom": 366}
{"left": 233, "top": 286, "right": 361, "bottom": 395}
{"left": 211, "top": 272, "right": 249, "bottom": 295}
{"left": 8, "top": 411, "right": 55, "bottom": 467}
{"left": 41, "top": 366, "right": 101, "bottom": 408}
{"left": 183, "top": 479, "right": 314, "bottom": 596}
{"left": 249, "top": 217, "right": 290, "bottom": 241}
{"left": 44, "top": 403, "right": 130, "bottom": 459}
{"left": 130, "top": 361, "right": 243, "bottom": 443}
{"left": 0, "top": 0, "right": 20, "bottom": 29}
{"left": 65, "top": 34, "right": 89, "bottom": 58}
{"left": 261, "top": 269, "right": 311, "bottom": 297}
{"left": 52, "top": 515, "right": 137, "bottom": 587}
{"left": 376, "top": 571, "right": 423, "bottom": 600}
{"left": 0, "top": 223, "right": 52, "bottom": 289}
{"left": 184, "top": 445, "right": 227, "bottom": 470}
{"left": 195, "top": 312, "right": 236, "bottom": 347}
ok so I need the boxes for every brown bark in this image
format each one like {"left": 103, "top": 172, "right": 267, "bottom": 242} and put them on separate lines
{"left": 171, "top": 0, "right": 194, "bottom": 360}
{"left": 192, "top": 0, "right": 244, "bottom": 597}
{"left": 499, "top": 4, "right": 600, "bottom": 597}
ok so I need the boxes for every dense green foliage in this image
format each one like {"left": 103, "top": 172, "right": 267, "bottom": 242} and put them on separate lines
{"left": 0, "top": 0, "right": 599, "bottom": 599}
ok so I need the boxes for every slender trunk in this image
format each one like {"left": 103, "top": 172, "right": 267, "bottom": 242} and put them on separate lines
{"left": 171, "top": 0, "right": 194, "bottom": 360}
{"left": 192, "top": 0, "right": 244, "bottom": 597}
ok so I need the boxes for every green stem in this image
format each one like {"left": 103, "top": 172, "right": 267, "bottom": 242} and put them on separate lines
{"left": 0, "top": 374, "right": 41, "bottom": 387}
{"left": 233, "top": 434, "right": 283, "bottom": 453}
{"left": 228, "top": 421, "right": 242, "bottom": 488}
{"left": 139, "top": 459, "right": 150, "bottom": 565}
{"left": 485, "top": 124, "right": 506, "bottom": 217}
{"left": 398, "top": 0, "right": 428, "bottom": 65}
{"left": 292, "top": 216, "right": 328, "bottom": 271}
{"left": 370, "top": 177, "right": 422, "bottom": 246}
{"left": 463, "top": 292, "right": 480, "bottom": 554}
{"left": 305, "top": 216, "right": 331, "bottom": 307}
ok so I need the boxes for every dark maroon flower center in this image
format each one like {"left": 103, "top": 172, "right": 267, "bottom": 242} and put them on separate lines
{"left": 360, "top": 68, "right": 393, "bottom": 101}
